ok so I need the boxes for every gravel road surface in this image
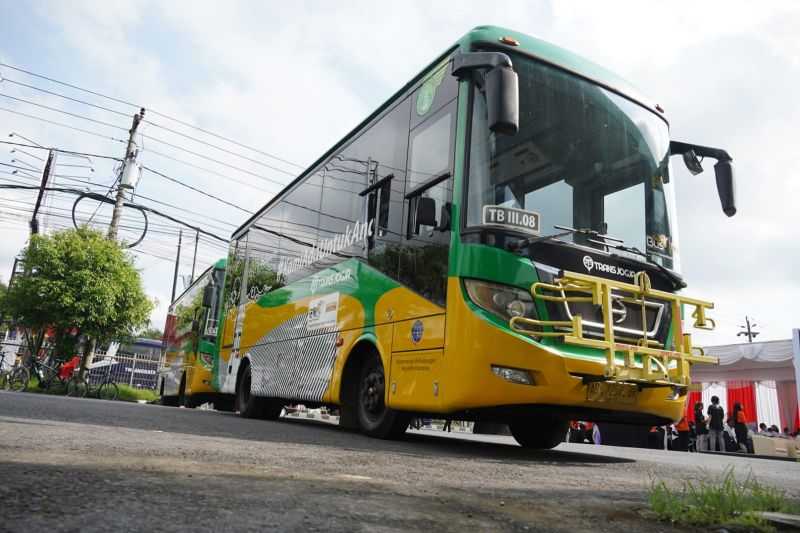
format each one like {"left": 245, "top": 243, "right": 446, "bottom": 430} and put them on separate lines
{"left": 1, "top": 391, "right": 797, "bottom": 532}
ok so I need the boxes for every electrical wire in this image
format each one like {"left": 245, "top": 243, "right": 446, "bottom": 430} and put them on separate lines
{"left": 0, "top": 61, "right": 305, "bottom": 168}
{"left": 143, "top": 147, "right": 275, "bottom": 193}
{"left": 0, "top": 140, "right": 123, "bottom": 161}
{"left": 140, "top": 166, "right": 254, "bottom": 215}
{"left": 0, "top": 184, "right": 229, "bottom": 243}
{"left": 0, "top": 92, "right": 129, "bottom": 131}
{"left": 0, "top": 76, "right": 131, "bottom": 117}
{"left": 0, "top": 106, "right": 127, "bottom": 144}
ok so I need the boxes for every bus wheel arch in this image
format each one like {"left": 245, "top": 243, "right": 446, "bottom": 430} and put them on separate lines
{"left": 340, "top": 339, "right": 408, "bottom": 439}
{"left": 235, "top": 357, "right": 281, "bottom": 420}
{"left": 339, "top": 340, "right": 375, "bottom": 430}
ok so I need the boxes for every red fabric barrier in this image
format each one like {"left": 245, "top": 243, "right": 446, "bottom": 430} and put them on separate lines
{"left": 776, "top": 380, "right": 798, "bottom": 433}
{"left": 685, "top": 391, "right": 702, "bottom": 421}
{"left": 727, "top": 380, "right": 757, "bottom": 424}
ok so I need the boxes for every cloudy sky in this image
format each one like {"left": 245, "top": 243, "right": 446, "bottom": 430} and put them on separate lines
{"left": 0, "top": 1, "right": 796, "bottom": 346}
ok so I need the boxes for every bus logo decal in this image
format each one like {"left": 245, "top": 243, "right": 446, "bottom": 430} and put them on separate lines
{"left": 307, "top": 292, "right": 340, "bottom": 331}
{"left": 411, "top": 320, "right": 424, "bottom": 344}
{"left": 583, "top": 255, "right": 594, "bottom": 272}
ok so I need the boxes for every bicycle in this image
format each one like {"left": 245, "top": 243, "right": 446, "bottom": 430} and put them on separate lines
{"left": 18, "top": 353, "right": 72, "bottom": 393}
{"left": 67, "top": 357, "right": 119, "bottom": 401}
{"left": 0, "top": 352, "right": 13, "bottom": 389}
{"left": 2, "top": 352, "right": 45, "bottom": 392}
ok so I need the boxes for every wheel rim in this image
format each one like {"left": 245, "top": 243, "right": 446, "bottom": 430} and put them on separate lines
{"left": 360, "top": 367, "right": 386, "bottom": 422}
{"left": 10, "top": 370, "right": 28, "bottom": 391}
{"left": 99, "top": 383, "right": 117, "bottom": 400}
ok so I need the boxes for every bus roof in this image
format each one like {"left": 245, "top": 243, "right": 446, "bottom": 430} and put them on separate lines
{"left": 231, "top": 25, "right": 660, "bottom": 240}
{"left": 457, "top": 26, "right": 659, "bottom": 116}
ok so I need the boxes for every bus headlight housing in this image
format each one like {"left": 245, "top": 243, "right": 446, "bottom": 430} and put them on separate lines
{"left": 463, "top": 279, "right": 537, "bottom": 322}
{"left": 491, "top": 365, "right": 535, "bottom": 385}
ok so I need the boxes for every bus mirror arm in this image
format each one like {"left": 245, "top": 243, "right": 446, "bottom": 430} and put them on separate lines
{"left": 670, "top": 140, "right": 736, "bottom": 217}
{"left": 452, "top": 51, "right": 519, "bottom": 135}
{"left": 202, "top": 284, "right": 214, "bottom": 308}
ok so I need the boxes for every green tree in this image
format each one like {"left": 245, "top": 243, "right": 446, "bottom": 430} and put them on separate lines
{"left": 4, "top": 227, "right": 154, "bottom": 373}
{"left": 0, "top": 277, "right": 8, "bottom": 336}
{"left": 138, "top": 327, "right": 164, "bottom": 340}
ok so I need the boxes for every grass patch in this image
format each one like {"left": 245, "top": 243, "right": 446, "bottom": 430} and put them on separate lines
{"left": 648, "top": 467, "right": 800, "bottom": 532}
{"left": 15, "top": 375, "right": 158, "bottom": 403}
{"left": 116, "top": 384, "right": 159, "bottom": 403}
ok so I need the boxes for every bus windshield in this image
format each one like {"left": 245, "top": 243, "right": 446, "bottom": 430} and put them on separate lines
{"left": 466, "top": 52, "right": 679, "bottom": 271}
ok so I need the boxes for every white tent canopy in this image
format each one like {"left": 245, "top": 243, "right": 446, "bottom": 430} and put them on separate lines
{"left": 693, "top": 339, "right": 796, "bottom": 383}
{"left": 692, "top": 333, "right": 800, "bottom": 432}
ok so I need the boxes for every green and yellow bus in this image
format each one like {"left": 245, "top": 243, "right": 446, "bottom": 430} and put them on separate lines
{"left": 160, "top": 259, "right": 230, "bottom": 409}
{"left": 167, "top": 26, "right": 737, "bottom": 448}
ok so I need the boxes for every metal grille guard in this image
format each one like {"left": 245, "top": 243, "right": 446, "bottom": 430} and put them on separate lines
{"left": 509, "top": 270, "right": 718, "bottom": 386}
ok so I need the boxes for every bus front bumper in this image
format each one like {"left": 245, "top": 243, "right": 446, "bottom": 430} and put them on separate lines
{"left": 442, "top": 274, "right": 717, "bottom": 424}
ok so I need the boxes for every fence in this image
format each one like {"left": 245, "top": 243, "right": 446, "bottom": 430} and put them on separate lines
{"left": 87, "top": 350, "right": 163, "bottom": 390}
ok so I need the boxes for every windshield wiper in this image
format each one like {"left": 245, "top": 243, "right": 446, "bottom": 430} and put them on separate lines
{"left": 507, "top": 225, "right": 621, "bottom": 252}
{"left": 588, "top": 238, "right": 686, "bottom": 290}
{"left": 506, "top": 224, "right": 686, "bottom": 291}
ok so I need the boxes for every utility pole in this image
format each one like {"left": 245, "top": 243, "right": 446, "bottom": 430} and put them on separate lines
{"left": 29, "top": 150, "right": 56, "bottom": 235}
{"left": 737, "top": 315, "right": 760, "bottom": 343}
{"left": 191, "top": 230, "right": 199, "bottom": 283}
{"left": 108, "top": 108, "right": 145, "bottom": 240}
{"left": 171, "top": 229, "right": 183, "bottom": 303}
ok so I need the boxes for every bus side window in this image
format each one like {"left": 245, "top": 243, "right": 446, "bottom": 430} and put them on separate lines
{"left": 400, "top": 99, "right": 456, "bottom": 306}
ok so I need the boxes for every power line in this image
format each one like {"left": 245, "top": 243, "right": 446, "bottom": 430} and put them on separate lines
{"left": 0, "top": 140, "right": 123, "bottom": 161}
{"left": 141, "top": 166, "right": 253, "bottom": 215}
{"left": 140, "top": 131, "right": 291, "bottom": 187}
{"left": 143, "top": 147, "right": 274, "bottom": 193}
{"left": 0, "top": 92, "right": 129, "bottom": 132}
{"left": 0, "top": 106, "right": 127, "bottom": 144}
{"left": 0, "top": 184, "right": 230, "bottom": 243}
{"left": 0, "top": 76, "right": 131, "bottom": 117}
{"left": 0, "top": 61, "right": 305, "bottom": 169}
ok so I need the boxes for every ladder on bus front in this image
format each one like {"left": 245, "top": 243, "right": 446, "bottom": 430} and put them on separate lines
{"left": 509, "top": 270, "right": 718, "bottom": 387}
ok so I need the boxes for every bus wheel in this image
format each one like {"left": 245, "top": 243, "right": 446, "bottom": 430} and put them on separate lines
{"left": 236, "top": 363, "right": 281, "bottom": 420}
{"left": 160, "top": 378, "right": 178, "bottom": 407}
{"left": 357, "top": 355, "right": 408, "bottom": 439}
{"left": 509, "top": 416, "right": 569, "bottom": 449}
{"left": 177, "top": 373, "right": 188, "bottom": 408}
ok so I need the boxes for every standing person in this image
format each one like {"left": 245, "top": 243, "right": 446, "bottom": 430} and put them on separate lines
{"left": 442, "top": 418, "right": 452, "bottom": 432}
{"left": 707, "top": 395, "right": 725, "bottom": 452}
{"left": 675, "top": 416, "right": 690, "bottom": 451}
{"left": 730, "top": 402, "right": 749, "bottom": 453}
{"left": 694, "top": 401, "right": 709, "bottom": 452}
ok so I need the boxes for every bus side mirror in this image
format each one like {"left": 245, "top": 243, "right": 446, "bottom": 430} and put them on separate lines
{"left": 452, "top": 51, "right": 518, "bottom": 135}
{"left": 714, "top": 160, "right": 736, "bottom": 217}
{"left": 485, "top": 66, "right": 519, "bottom": 135}
{"left": 202, "top": 284, "right": 214, "bottom": 308}
{"left": 415, "top": 197, "right": 437, "bottom": 232}
{"left": 670, "top": 140, "right": 736, "bottom": 217}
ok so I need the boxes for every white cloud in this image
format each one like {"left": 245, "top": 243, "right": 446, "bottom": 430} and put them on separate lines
{"left": 1, "top": 1, "right": 797, "bottom": 342}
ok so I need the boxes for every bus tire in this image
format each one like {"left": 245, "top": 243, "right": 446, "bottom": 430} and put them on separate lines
{"left": 177, "top": 373, "right": 188, "bottom": 408}
{"left": 356, "top": 354, "right": 409, "bottom": 439}
{"left": 160, "top": 378, "right": 178, "bottom": 406}
{"left": 509, "top": 416, "right": 569, "bottom": 449}
{"left": 236, "top": 363, "right": 281, "bottom": 420}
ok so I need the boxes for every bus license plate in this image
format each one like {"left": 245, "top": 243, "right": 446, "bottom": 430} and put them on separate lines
{"left": 586, "top": 382, "right": 637, "bottom": 404}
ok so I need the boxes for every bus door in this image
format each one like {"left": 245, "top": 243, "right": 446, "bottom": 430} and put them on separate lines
{"left": 219, "top": 234, "right": 248, "bottom": 394}
{"left": 389, "top": 96, "right": 456, "bottom": 411}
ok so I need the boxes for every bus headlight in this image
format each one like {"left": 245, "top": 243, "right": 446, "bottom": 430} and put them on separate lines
{"left": 463, "top": 279, "right": 537, "bottom": 322}
{"left": 491, "top": 365, "right": 535, "bottom": 385}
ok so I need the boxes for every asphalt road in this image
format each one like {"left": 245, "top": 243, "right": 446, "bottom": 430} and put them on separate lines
{"left": 1, "top": 391, "right": 798, "bottom": 532}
